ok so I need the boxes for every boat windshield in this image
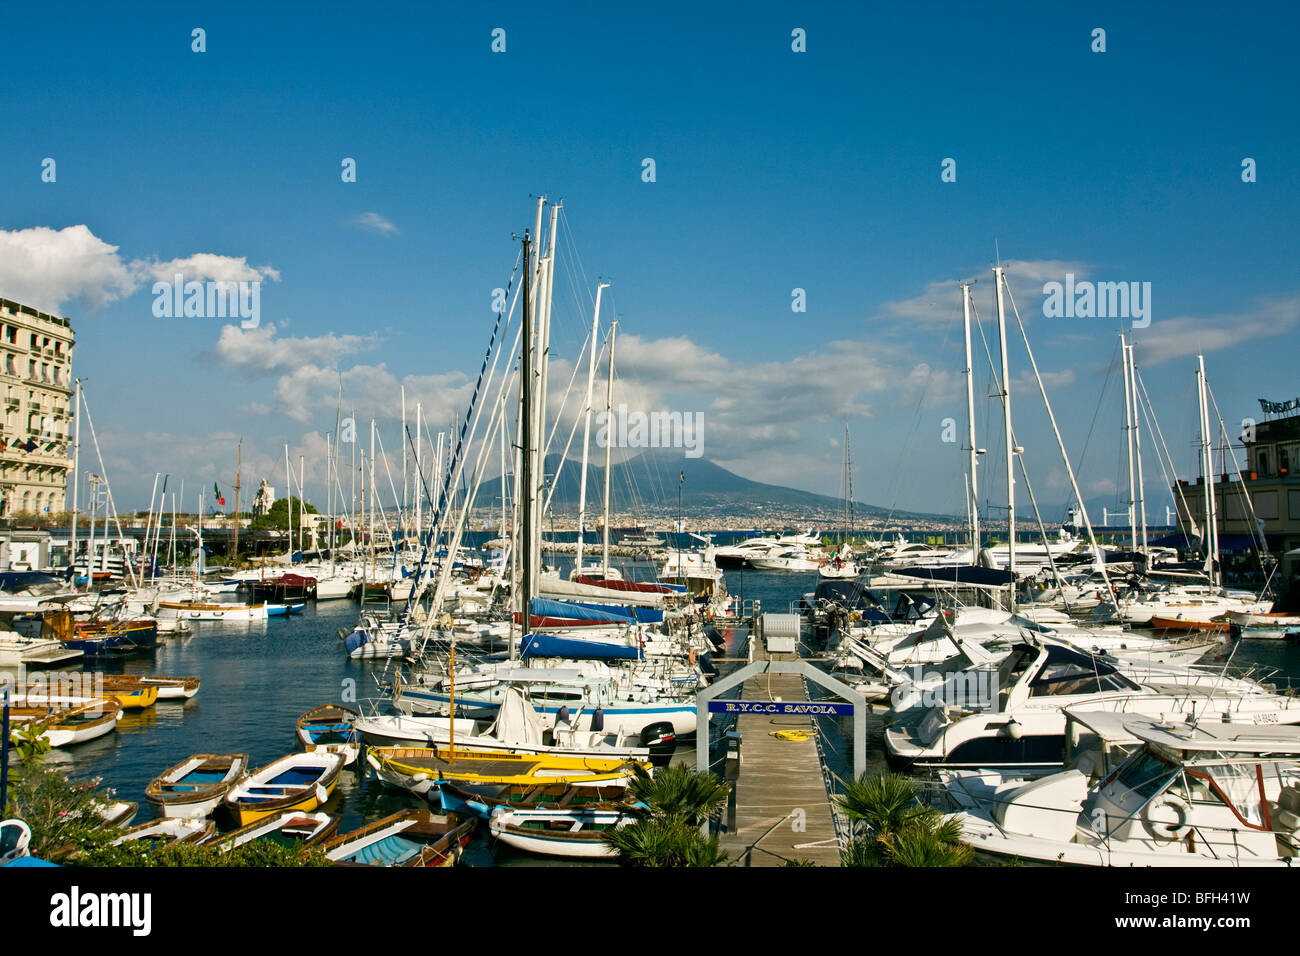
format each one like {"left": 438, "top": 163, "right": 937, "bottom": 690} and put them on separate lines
{"left": 1113, "top": 748, "right": 1178, "bottom": 800}
{"left": 1181, "top": 761, "right": 1268, "bottom": 827}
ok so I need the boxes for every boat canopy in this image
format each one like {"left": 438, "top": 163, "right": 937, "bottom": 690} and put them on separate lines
{"left": 529, "top": 597, "right": 636, "bottom": 625}
{"left": 893, "top": 566, "right": 1016, "bottom": 588}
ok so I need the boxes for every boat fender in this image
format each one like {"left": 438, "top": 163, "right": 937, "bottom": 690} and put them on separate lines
{"left": 314, "top": 783, "right": 329, "bottom": 805}
{"left": 556, "top": 705, "right": 571, "bottom": 728}
{"left": 1142, "top": 792, "right": 1191, "bottom": 840}
{"left": 591, "top": 707, "right": 605, "bottom": 732}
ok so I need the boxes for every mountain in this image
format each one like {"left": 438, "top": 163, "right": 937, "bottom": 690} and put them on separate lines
{"left": 536, "top": 449, "right": 952, "bottom": 523}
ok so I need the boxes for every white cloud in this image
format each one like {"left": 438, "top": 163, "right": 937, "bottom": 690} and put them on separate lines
{"left": 0, "top": 225, "right": 138, "bottom": 313}
{"left": 209, "top": 322, "right": 382, "bottom": 375}
{"left": 1132, "top": 295, "right": 1300, "bottom": 366}
{"left": 881, "top": 260, "right": 1091, "bottom": 330}
{"left": 352, "top": 212, "right": 399, "bottom": 236}
{"left": 141, "top": 253, "right": 280, "bottom": 284}
{"left": 0, "top": 224, "right": 280, "bottom": 316}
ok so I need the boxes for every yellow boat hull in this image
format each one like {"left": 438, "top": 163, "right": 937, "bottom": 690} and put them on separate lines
{"left": 105, "top": 685, "right": 159, "bottom": 709}
{"left": 228, "top": 777, "right": 337, "bottom": 827}
{"left": 372, "top": 746, "right": 648, "bottom": 788}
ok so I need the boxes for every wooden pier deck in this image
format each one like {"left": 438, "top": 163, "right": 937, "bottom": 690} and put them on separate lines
{"left": 718, "top": 627, "right": 842, "bottom": 867}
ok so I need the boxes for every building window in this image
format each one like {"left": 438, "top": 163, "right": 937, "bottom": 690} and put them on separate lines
{"left": 1282, "top": 449, "right": 1291, "bottom": 475}
{"left": 1259, "top": 451, "right": 1269, "bottom": 475}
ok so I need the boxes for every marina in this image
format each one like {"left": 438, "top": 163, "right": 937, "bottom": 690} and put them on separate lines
{"left": 1, "top": 12, "right": 1298, "bottom": 945}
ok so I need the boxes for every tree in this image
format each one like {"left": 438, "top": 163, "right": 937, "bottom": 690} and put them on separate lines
{"left": 248, "top": 496, "right": 318, "bottom": 533}
{"left": 602, "top": 764, "right": 730, "bottom": 867}
{"left": 837, "top": 772, "right": 972, "bottom": 867}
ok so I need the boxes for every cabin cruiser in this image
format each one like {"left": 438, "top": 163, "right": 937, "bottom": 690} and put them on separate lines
{"left": 943, "top": 716, "right": 1300, "bottom": 866}
{"left": 747, "top": 546, "right": 822, "bottom": 572}
{"left": 711, "top": 537, "right": 783, "bottom": 570}
{"left": 883, "top": 638, "right": 1300, "bottom": 775}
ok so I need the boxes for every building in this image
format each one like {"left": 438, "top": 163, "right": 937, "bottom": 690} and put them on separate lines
{"left": 252, "top": 478, "right": 276, "bottom": 516}
{"left": 1173, "top": 398, "right": 1300, "bottom": 582}
{"left": 0, "top": 298, "right": 74, "bottom": 517}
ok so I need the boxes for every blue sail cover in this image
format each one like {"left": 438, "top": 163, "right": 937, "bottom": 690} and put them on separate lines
{"left": 519, "top": 632, "right": 644, "bottom": 661}
{"left": 539, "top": 598, "right": 663, "bottom": 624}
{"left": 530, "top": 597, "right": 636, "bottom": 624}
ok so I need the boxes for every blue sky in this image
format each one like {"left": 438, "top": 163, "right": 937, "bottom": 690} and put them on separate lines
{"left": 1, "top": 1, "right": 1296, "bottom": 521}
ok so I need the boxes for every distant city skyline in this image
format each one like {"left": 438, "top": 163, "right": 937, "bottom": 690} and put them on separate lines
{"left": 1, "top": 3, "right": 1296, "bottom": 523}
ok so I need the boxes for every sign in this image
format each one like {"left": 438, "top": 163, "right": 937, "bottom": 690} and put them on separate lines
{"left": 707, "top": 700, "right": 854, "bottom": 716}
{"left": 1259, "top": 397, "right": 1300, "bottom": 415}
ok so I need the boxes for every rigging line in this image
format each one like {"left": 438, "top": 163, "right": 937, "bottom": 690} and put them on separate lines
{"left": 880, "top": 298, "right": 960, "bottom": 530}
{"left": 1074, "top": 337, "right": 1122, "bottom": 504}
{"left": 1204, "top": 381, "right": 1272, "bottom": 581}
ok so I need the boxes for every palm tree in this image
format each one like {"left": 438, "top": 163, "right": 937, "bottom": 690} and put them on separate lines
{"left": 837, "top": 772, "right": 972, "bottom": 867}
{"left": 624, "top": 764, "right": 730, "bottom": 826}
{"left": 602, "top": 765, "right": 731, "bottom": 867}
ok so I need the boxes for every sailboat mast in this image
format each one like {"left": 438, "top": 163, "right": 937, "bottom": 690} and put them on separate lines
{"left": 519, "top": 230, "right": 534, "bottom": 640}
{"left": 577, "top": 282, "right": 608, "bottom": 573}
{"left": 602, "top": 321, "right": 617, "bottom": 576}
{"left": 1130, "top": 345, "right": 1148, "bottom": 553}
{"left": 70, "top": 379, "right": 81, "bottom": 581}
{"left": 234, "top": 440, "right": 242, "bottom": 562}
{"left": 962, "top": 282, "right": 980, "bottom": 559}
{"left": 1197, "top": 355, "right": 1219, "bottom": 586}
{"left": 284, "top": 444, "right": 293, "bottom": 562}
{"left": 415, "top": 401, "right": 422, "bottom": 547}
{"left": 1121, "top": 335, "right": 1137, "bottom": 552}
{"left": 993, "top": 266, "right": 1015, "bottom": 592}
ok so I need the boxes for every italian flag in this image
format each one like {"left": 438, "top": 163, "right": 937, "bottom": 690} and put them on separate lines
{"left": 214, "top": 481, "right": 226, "bottom": 506}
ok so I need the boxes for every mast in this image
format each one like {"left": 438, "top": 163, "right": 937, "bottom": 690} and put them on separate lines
{"left": 1121, "top": 335, "right": 1137, "bottom": 552}
{"left": 576, "top": 282, "right": 609, "bottom": 573}
{"left": 70, "top": 379, "right": 81, "bottom": 581}
{"left": 1130, "top": 344, "right": 1148, "bottom": 554}
{"left": 234, "top": 440, "right": 242, "bottom": 562}
{"left": 415, "top": 401, "right": 422, "bottom": 547}
{"left": 299, "top": 454, "right": 306, "bottom": 556}
{"left": 1197, "top": 355, "right": 1219, "bottom": 586}
{"left": 993, "top": 266, "right": 1016, "bottom": 595}
{"left": 962, "top": 282, "right": 980, "bottom": 561}
{"left": 284, "top": 444, "right": 293, "bottom": 563}
{"left": 601, "top": 321, "right": 618, "bottom": 576}
{"left": 519, "top": 230, "right": 534, "bottom": 638}
{"left": 534, "top": 202, "right": 559, "bottom": 588}
{"left": 369, "top": 418, "right": 376, "bottom": 585}
{"left": 401, "top": 385, "right": 408, "bottom": 543}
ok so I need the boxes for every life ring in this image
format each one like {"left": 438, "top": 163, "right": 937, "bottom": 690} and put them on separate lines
{"left": 1142, "top": 792, "right": 1191, "bottom": 840}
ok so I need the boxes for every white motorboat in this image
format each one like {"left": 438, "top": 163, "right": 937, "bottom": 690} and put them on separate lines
{"left": 747, "top": 546, "right": 822, "bottom": 572}
{"left": 488, "top": 805, "right": 626, "bottom": 859}
{"left": 0, "top": 629, "right": 84, "bottom": 667}
{"left": 945, "top": 717, "right": 1300, "bottom": 866}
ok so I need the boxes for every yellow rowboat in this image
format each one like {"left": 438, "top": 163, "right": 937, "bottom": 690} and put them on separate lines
{"left": 15, "top": 679, "right": 156, "bottom": 709}
{"left": 366, "top": 745, "right": 648, "bottom": 798}
{"left": 103, "top": 675, "right": 201, "bottom": 700}
{"left": 222, "top": 752, "right": 345, "bottom": 826}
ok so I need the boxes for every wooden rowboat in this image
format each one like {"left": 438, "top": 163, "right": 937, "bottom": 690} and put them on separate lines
{"left": 105, "top": 675, "right": 201, "bottom": 700}
{"left": 146, "top": 753, "right": 250, "bottom": 819}
{"left": 207, "top": 811, "right": 339, "bottom": 852}
{"left": 488, "top": 806, "right": 626, "bottom": 859}
{"left": 295, "top": 704, "right": 361, "bottom": 766}
{"left": 324, "top": 810, "right": 475, "bottom": 867}
{"left": 112, "top": 817, "right": 216, "bottom": 847}
{"left": 1150, "top": 615, "right": 1230, "bottom": 633}
{"left": 7, "top": 697, "right": 122, "bottom": 748}
{"left": 367, "top": 745, "right": 646, "bottom": 797}
{"left": 437, "top": 780, "right": 630, "bottom": 820}
{"left": 223, "top": 752, "right": 345, "bottom": 826}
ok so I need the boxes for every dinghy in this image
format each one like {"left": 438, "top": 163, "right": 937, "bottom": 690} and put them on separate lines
{"left": 295, "top": 704, "right": 361, "bottom": 766}
{"left": 112, "top": 817, "right": 216, "bottom": 847}
{"left": 145, "top": 753, "right": 250, "bottom": 819}
{"left": 367, "top": 746, "right": 645, "bottom": 798}
{"left": 323, "top": 810, "right": 476, "bottom": 867}
{"left": 110, "top": 675, "right": 200, "bottom": 700}
{"left": 437, "top": 780, "right": 629, "bottom": 820}
{"left": 7, "top": 697, "right": 122, "bottom": 747}
{"left": 488, "top": 806, "right": 626, "bottom": 859}
{"left": 208, "top": 811, "right": 339, "bottom": 852}
{"left": 223, "top": 752, "right": 345, "bottom": 826}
